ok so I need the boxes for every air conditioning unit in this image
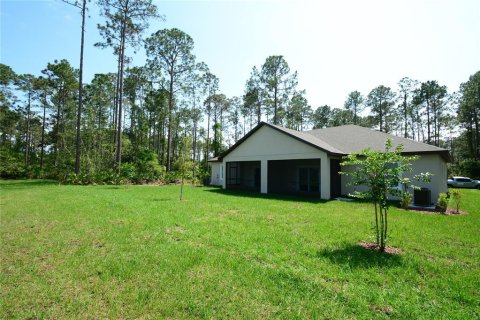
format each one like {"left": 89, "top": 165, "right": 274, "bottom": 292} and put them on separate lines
{"left": 414, "top": 188, "right": 431, "bottom": 206}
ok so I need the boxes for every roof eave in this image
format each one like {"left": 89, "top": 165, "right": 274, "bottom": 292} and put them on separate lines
{"left": 402, "top": 150, "right": 451, "bottom": 162}
{"left": 218, "top": 122, "right": 340, "bottom": 161}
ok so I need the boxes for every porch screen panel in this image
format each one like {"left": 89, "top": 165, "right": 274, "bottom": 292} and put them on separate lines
{"left": 299, "top": 168, "right": 309, "bottom": 191}
{"left": 227, "top": 162, "right": 240, "bottom": 185}
{"left": 309, "top": 168, "right": 319, "bottom": 192}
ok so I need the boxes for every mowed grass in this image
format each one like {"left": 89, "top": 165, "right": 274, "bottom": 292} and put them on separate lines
{"left": 1, "top": 180, "right": 479, "bottom": 319}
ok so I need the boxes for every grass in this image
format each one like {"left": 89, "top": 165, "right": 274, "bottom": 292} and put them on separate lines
{"left": 1, "top": 180, "right": 479, "bottom": 319}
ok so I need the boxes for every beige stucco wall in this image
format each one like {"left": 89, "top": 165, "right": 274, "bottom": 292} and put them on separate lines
{"left": 341, "top": 153, "right": 448, "bottom": 204}
{"left": 222, "top": 125, "right": 331, "bottom": 199}
{"left": 408, "top": 154, "right": 448, "bottom": 203}
{"left": 209, "top": 162, "right": 223, "bottom": 186}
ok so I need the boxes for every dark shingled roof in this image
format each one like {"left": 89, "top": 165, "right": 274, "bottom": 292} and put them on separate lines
{"left": 268, "top": 124, "right": 344, "bottom": 155}
{"left": 306, "top": 125, "right": 449, "bottom": 155}
{"left": 218, "top": 122, "right": 450, "bottom": 161}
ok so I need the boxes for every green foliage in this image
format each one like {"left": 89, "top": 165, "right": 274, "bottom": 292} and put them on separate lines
{"left": 131, "top": 148, "right": 165, "bottom": 183}
{"left": 0, "top": 148, "right": 26, "bottom": 179}
{"left": 366, "top": 85, "right": 396, "bottom": 132}
{"left": 259, "top": 55, "right": 298, "bottom": 125}
{"left": 344, "top": 90, "right": 364, "bottom": 125}
{"left": 458, "top": 159, "right": 480, "bottom": 179}
{"left": 341, "top": 138, "right": 431, "bottom": 251}
{"left": 400, "top": 192, "right": 412, "bottom": 209}
{"left": 457, "top": 71, "right": 480, "bottom": 160}
{"left": 120, "top": 163, "right": 136, "bottom": 182}
{"left": 451, "top": 190, "right": 462, "bottom": 214}
{"left": 437, "top": 193, "right": 448, "bottom": 212}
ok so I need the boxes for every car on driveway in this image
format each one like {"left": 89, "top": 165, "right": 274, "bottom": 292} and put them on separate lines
{"left": 447, "top": 176, "right": 480, "bottom": 189}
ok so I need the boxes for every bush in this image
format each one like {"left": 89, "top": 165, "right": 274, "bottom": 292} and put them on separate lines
{"left": 0, "top": 148, "right": 27, "bottom": 179}
{"left": 127, "top": 149, "right": 165, "bottom": 183}
{"left": 437, "top": 192, "right": 448, "bottom": 212}
{"left": 400, "top": 192, "right": 412, "bottom": 209}
{"left": 165, "top": 170, "right": 180, "bottom": 184}
{"left": 120, "top": 163, "right": 136, "bottom": 182}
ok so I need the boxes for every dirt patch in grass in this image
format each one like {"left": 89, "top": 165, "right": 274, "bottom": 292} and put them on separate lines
{"left": 358, "top": 241, "right": 402, "bottom": 255}
{"left": 406, "top": 208, "right": 468, "bottom": 215}
{"left": 368, "top": 304, "right": 394, "bottom": 316}
{"left": 444, "top": 208, "right": 467, "bottom": 215}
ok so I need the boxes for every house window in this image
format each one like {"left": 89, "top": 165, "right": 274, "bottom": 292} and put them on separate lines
{"left": 299, "top": 167, "right": 319, "bottom": 192}
{"left": 221, "top": 165, "right": 223, "bottom": 179}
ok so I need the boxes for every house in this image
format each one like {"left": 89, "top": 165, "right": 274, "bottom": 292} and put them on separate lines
{"left": 208, "top": 122, "right": 450, "bottom": 203}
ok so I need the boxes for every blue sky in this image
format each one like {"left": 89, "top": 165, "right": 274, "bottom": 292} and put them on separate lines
{"left": 1, "top": 0, "right": 479, "bottom": 108}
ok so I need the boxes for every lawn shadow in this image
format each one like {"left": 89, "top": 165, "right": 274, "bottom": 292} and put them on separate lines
{"left": 0, "top": 179, "right": 57, "bottom": 189}
{"left": 317, "top": 243, "right": 403, "bottom": 268}
{"left": 152, "top": 198, "right": 171, "bottom": 202}
{"left": 204, "top": 187, "right": 330, "bottom": 204}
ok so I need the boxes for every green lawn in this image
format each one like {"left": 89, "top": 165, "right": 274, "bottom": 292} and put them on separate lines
{"left": 1, "top": 180, "right": 479, "bottom": 319}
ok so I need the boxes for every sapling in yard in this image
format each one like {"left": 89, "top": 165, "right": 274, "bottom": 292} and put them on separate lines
{"left": 451, "top": 190, "right": 461, "bottom": 214}
{"left": 341, "top": 138, "right": 431, "bottom": 252}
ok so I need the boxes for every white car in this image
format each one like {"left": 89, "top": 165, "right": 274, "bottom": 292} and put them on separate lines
{"left": 447, "top": 176, "right": 480, "bottom": 189}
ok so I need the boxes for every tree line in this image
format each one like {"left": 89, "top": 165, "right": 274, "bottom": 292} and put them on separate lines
{"left": 1, "top": 0, "right": 479, "bottom": 183}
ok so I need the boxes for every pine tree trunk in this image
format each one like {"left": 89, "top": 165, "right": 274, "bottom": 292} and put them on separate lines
{"left": 379, "top": 206, "right": 385, "bottom": 251}
{"left": 374, "top": 202, "right": 379, "bottom": 246}
{"left": 166, "top": 69, "right": 174, "bottom": 171}
{"left": 273, "top": 86, "right": 278, "bottom": 125}
{"left": 25, "top": 90, "right": 31, "bottom": 166}
{"left": 74, "top": 0, "right": 86, "bottom": 175}
{"left": 40, "top": 94, "right": 47, "bottom": 171}
{"left": 115, "top": 8, "right": 127, "bottom": 170}
{"left": 205, "top": 109, "right": 210, "bottom": 164}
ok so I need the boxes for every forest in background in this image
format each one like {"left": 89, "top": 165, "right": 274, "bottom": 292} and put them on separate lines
{"left": 1, "top": 0, "right": 479, "bottom": 184}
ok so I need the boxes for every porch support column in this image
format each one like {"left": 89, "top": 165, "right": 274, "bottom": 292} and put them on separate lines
{"left": 221, "top": 162, "right": 226, "bottom": 189}
{"left": 261, "top": 159, "right": 268, "bottom": 194}
{"left": 320, "top": 155, "right": 330, "bottom": 199}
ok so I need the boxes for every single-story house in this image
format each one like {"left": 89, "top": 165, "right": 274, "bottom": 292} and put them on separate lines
{"left": 208, "top": 122, "right": 450, "bottom": 203}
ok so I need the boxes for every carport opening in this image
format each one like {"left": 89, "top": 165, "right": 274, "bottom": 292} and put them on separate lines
{"left": 226, "top": 161, "right": 261, "bottom": 192}
{"left": 268, "top": 159, "right": 321, "bottom": 197}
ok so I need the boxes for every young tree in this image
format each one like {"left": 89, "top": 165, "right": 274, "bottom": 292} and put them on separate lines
{"left": 145, "top": 28, "right": 195, "bottom": 171}
{"left": 344, "top": 91, "right": 364, "bottom": 125}
{"left": 341, "top": 139, "right": 430, "bottom": 252}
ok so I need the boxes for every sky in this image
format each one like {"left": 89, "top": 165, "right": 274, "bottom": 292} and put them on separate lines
{"left": 1, "top": 0, "right": 479, "bottom": 109}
